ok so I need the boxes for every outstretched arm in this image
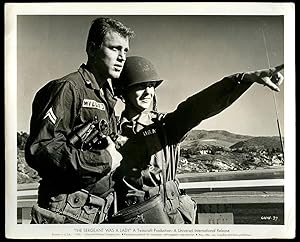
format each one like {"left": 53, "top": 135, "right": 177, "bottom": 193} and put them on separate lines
{"left": 163, "top": 64, "right": 284, "bottom": 143}
{"left": 115, "top": 64, "right": 284, "bottom": 172}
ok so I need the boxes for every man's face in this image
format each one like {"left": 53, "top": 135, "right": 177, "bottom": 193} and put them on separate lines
{"left": 125, "top": 82, "right": 156, "bottom": 112}
{"left": 95, "top": 31, "right": 129, "bottom": 79}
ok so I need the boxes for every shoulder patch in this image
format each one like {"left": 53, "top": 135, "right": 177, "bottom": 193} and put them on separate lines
{"left": 43, "top": 107, "right": 57, "bottom": 124}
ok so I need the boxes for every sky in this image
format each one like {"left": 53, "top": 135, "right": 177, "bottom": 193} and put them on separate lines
{"left": 14, "top": 6, "right": 288, "bottom": 136}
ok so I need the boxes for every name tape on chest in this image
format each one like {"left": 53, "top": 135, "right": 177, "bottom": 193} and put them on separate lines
{"left": 82, "top": 99, "right": 105, "bottom": 110}
{"left": 142, "top": 128, "right": 157, "bottom": 136}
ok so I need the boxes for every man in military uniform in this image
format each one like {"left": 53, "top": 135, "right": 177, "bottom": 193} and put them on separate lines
{"left": 25, "top": 17, "right": 135, "bottom": 224}
{"left": 111, "top": 56, "right": 284, "bottom": 224}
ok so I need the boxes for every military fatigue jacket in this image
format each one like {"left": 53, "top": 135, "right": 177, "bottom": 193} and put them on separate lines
{"left": 25, "top": 64, "right": 118, "bottom": 206}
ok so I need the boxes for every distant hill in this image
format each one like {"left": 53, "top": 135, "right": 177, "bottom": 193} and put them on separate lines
{"left": 182, "top": 130, "right": 253, "bottom": 148}
{"left": 178, "top": 130, "right": 284, "bottom": 174}
{"left": 230, "top": 136, "right": 284, "bottom": 151}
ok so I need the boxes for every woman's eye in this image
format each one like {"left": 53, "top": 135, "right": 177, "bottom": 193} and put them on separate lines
{"left": 146, "top": 83, "right": 155, "bottom": 88}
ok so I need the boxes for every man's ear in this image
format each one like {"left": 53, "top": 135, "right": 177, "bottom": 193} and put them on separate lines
{"left": 86, "top": 42, "right": 98, "bottom": 57}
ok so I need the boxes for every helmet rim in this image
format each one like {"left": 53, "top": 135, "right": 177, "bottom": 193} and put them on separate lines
{"left": 126, "top": 79, "right": 163, "bottom": 88}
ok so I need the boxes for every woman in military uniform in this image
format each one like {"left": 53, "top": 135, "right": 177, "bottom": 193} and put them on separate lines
{"left": 111, "top": 56, "right": 284, "bottom": 224}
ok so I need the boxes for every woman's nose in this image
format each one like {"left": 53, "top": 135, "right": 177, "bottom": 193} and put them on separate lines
{"left": 145, "top": 86, "right": 154, "bottom": 93}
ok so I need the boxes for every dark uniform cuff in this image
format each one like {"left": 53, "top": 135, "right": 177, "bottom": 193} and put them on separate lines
{"left": 235, "top": 72, "right": 253, "bottom": 85}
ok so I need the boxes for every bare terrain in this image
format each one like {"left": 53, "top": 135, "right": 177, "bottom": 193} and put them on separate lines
{"left": 17, "top": 130, "right": 284, "bottom": 184}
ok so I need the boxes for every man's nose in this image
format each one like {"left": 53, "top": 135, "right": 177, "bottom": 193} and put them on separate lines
{"left": 118, "top": 50, "right": 126, "bottom": 61}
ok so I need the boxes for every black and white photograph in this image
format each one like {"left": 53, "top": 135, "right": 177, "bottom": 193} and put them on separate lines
{"left": 5, "top": 2, "right": 295, "bottom": 239}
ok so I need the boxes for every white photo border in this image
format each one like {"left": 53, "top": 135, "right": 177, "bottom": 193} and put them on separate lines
{"left": 5, "top": 2, "right": 295, "bottom": 239}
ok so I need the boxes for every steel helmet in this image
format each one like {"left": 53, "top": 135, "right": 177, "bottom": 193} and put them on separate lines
{"left": 114, "top": 56, "right": 163, "bottom": 96}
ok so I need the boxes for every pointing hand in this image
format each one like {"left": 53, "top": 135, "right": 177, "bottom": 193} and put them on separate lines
{"left": 243, "top": 64, "right": 284, "bottom": 92}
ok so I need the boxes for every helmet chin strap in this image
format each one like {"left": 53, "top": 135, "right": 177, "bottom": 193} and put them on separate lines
{"left": 152, "top": 93, "right": 157, "bottom": 112}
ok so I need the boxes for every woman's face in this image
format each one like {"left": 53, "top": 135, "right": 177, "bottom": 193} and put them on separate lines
{"left": 125, "top": 82, "right": 156, "bottom": 112}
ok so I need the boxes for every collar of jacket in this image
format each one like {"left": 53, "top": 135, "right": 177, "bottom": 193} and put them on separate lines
{"left": 78, "top": 64, "right": 115, "bottom": 94}
{"left": 118, "top": 115, "right": 133, "bottom": 134}
{"left": 78, "top": 64, "right": 117, "bottom": 106}
{"left": 78, "top": 64, "right": 100, "bottom": 90}
{"left": 118, "top": 111, "right": 159, "bottom": 134}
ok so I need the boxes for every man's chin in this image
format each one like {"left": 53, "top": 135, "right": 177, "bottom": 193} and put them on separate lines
{"left": 111, "top": 71, "right": 121, "bottom": 79}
